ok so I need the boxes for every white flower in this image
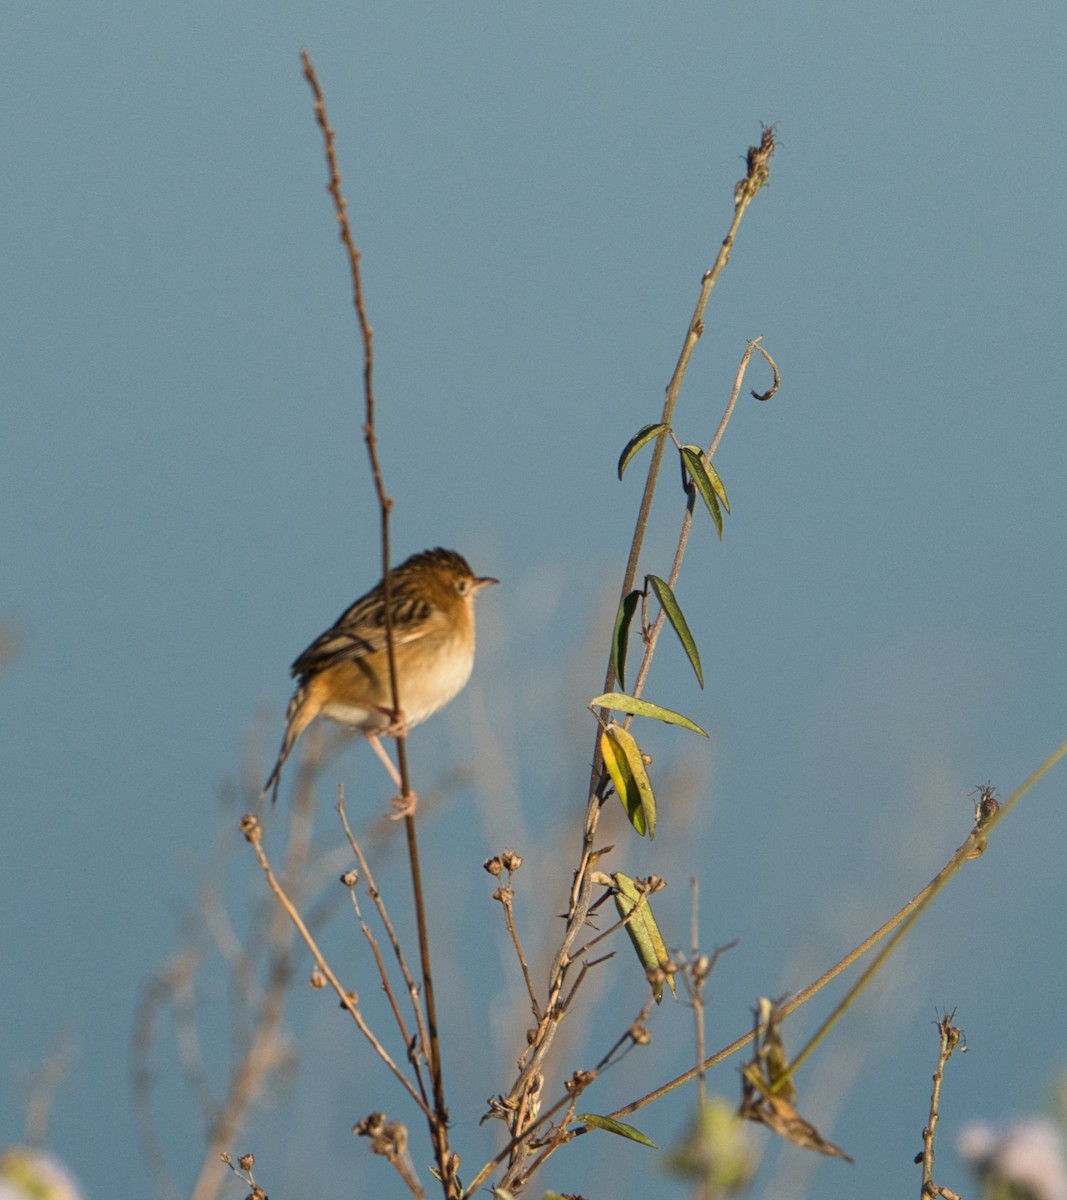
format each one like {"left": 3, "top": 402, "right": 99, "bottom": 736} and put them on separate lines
{"left": 958, "top": 1119, "right": 1067, "bottom": 1200}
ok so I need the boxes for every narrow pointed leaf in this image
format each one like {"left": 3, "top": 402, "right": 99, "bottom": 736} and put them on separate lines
{"left": 618, "top": 422, "right": 670, "bottom": 480}
{"left": 680, "top": 446, "right": 724, "bottom": 539}
{"left": 590, "top": 692, "right": 708, "bottom": 737}
{"left": 709, "top": 460, "right": 730, "bottom": 512}
{"left": 602, "top": 724, "right": 656, "bottom": 839}
{"left": 611, "top": 589, "right": 641, "bottom": 691}
{"left": 614, "top": 872, "right": 676, "bottom": 1001}
{"left": 578, "top": 1113, "right": 658, "bottom": 1149}
{"left": 646, "top": 575, "right": 704, "bottom": 688}
{"left": 609, "top": 724, "right": 657, "bottom": 840}
{"left": 693, "top": 451, "right": 730, "bottom": 513}
{"left": 601, "top": 728, "right": 645, "bottom": 837}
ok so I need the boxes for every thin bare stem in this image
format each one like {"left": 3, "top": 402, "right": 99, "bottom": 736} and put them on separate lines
{"left": 134, "top": 767, "right": 318, "bottom": 1200}
{"left": 603, "top": 828, "right": 980, "bottom": 1120}
{"left": 511, "top": 1006, "right": 652, "bottom": 1190}
{"left": 921, "top": 1011, "right": 963, "bottom": 1196}
{"left": 487, "top": 127, "right": 777, "bottom": 1194}
{"left": 298, "top": 50, "right": 405, "bottom": 779}
{"left": 784, "top": 798, "right": 998, "bottom": 1081}
{"left": 516, "top": 1093, "right": 585, "bottom": 1188}
{"left": 465, "top": 1089, "right": 579, "bottom": 1198}
{"left": 604, "top": 741, "right": 1067, "bottom": 1124}
{"left": 240, "top": 813, "right": 430, "bottom": 1118}
{"left": 301, "top": 48, "right": 454, "bottom": 1194}
{"left": 626, "top": 339, "right": 767, "bottom": 711}
{"left": 568, "top": 883, "right": 656, "bottom": 961}
{"left": 689, "top": 878, "right": 706, "bottom": 1109}
{"left": 338, "top": 791, "right": 433, "bottom": 1076}
{"left": 557, "top": 953, "right": 615, "bottom": 1015}
{"left": 465, "top": 1002, "right": 652, "bottom": 1198}
{"left": 492, "top": 882, "right": 542, "bottom": 1021}
{"left": 342, "top": 880, "right": 428, "bottom": 1107}
{"left": 595, "top": 140, "right": 774, "bottom": 727}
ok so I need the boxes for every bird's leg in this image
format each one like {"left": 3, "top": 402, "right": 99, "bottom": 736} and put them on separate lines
{"left": 366, "top": 732, "right": 402, "bottom": 786}
{"left": 379, "top": 706, "right": 412, "bottom": 740}
{"left": 366, "top": 732, "right": 419, "bottom": 818}
{"left": 369, "top": 701, "right": 412, "bottom": 739}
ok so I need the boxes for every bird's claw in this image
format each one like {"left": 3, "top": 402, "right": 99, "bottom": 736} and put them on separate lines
{"left": 388, "top": 790, "right": 419, "bottom": 820}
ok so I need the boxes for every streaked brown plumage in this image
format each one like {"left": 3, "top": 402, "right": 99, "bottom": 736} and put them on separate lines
{"left": 261, "top": 548, "right": 497, "bottom": 809}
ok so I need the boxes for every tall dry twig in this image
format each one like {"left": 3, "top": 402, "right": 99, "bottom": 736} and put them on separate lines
{"left": 299, "top": 48, "right": 457, "bottom": 1196}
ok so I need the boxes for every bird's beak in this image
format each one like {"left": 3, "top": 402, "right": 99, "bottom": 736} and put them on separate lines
{"left": 475, "top": 576, "right": 499, "bottom": 591}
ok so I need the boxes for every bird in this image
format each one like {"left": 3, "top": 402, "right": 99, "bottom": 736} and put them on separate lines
{"left": 260, "top": 547, "right": 497, "bottom": 813}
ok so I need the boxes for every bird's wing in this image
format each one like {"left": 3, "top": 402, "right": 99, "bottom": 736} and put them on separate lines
{"left": 290, "top": 591, "right": 436, "bottom": 680}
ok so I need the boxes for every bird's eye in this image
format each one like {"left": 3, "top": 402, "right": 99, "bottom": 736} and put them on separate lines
{"left": 456, "top": 577, "right": 471, "bottom": 596}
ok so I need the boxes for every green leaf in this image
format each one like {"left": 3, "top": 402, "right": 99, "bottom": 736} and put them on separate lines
{"left": 618, "top": 422, "right": 670, "bottom": 480}
{"left": 578, "top": 1113, "right": 659, "bottom": 1149}
{"left": 680, "top": 446, "right": 725, "bottom": 539}
{"left": 698, "top": 453, "right": 730, "bottom": 513}
{"left": 614, "top": 873, "right": 676, "bottom": 1002}
{"left": 611, "top": 590, "right": 641, "bottom": 691}
{"left": 590, "top": 692, "right": 708, "bottom": 737}
{"left": 646, "top": 575, "right": 704, "bottom": 688}
{"left": 601, "top": 725, "right": 657, "bottom": 839}
{"left": 601, "top": 728, "right": 644, "bottom": 836}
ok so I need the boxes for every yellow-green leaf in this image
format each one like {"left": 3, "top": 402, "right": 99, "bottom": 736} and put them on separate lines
{"left": 646, "top": 575, "right": 703, "bottom": 688}
{"left": 601, "top": 724, "right": 656, "bottom": 839}
{"left": 611, "top": 589, "right": 641, "bottom": 691}
{"left": 601, "top": 728, "right": 644, "bottom": 836}
{"left": 578, "top": 1113, "right": 658, "bottom": 1149}
{"left": 614, "top": 872, "right": 676, "bottom": 1001}
{"left": 680, "top": 446, "right": 724, "bottom": 539}
{"left": 590, "top": 693, "right": 708, "bottom": 738}
{"left": 693, "top": 452, "right": 730, "bottom": 513}
{"left": 618, "top": 422, "right": 670, "bottom": 480}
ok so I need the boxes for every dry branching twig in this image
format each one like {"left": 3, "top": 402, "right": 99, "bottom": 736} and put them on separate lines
{"left": 219, "top": 1150, "right": 267, "bottom": 1200}
{"left": 918, "top": 1010, "right": 965, "bottom": 1198}
{"left": 298, "top": 47, "right": 458, "bottom": 1196}
{"left": 133, "top": 760, "right": 320, "bottom": 1200}
{"left": 240, "top": 811, "right": 431, "bottom": 1118}
{"left": 354, "top": 1111, "right": 424, "bottom": 1198}
{"left": 459, "top": 129, "right": 781, "bottom": 1197}
{"left": 177, "top": 68, "right": 1067, "bottom": 1200}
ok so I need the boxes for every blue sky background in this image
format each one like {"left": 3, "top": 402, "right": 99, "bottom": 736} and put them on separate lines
{"left": 3, "top": 2, "right": 1067, "bottom": 1198}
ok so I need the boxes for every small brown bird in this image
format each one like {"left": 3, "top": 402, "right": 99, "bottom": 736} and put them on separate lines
{"left": 261, "top": 547, "right": 497, "bottom": 812}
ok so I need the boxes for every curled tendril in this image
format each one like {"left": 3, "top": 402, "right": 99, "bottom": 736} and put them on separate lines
{"left": 750, "top": 342, "right": 781, "bottom": 401}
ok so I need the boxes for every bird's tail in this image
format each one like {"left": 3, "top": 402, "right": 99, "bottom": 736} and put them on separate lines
{"left": 259, "top": 687, "right": 315, "bottom": 804}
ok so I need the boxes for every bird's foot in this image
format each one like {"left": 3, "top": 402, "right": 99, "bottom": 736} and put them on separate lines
{"left": 384, "top": 710, "right": 411, "bottom": 740}
{"left": 388, "top": 789, "right": 419, "bottom": 820}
